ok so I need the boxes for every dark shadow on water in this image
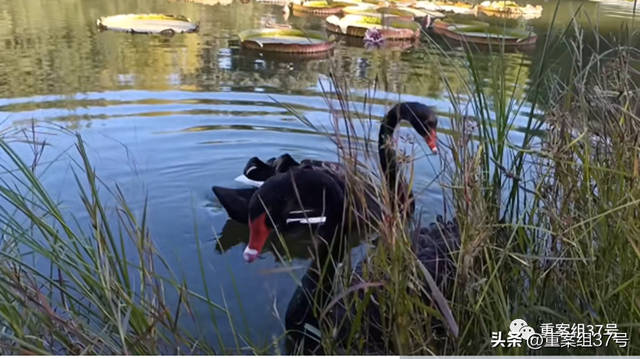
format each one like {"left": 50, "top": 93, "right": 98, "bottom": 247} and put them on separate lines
{"left": 240, "top": 48, "right": 335, "bottom": 62}
{"left": 215, "top": 218, "right": 364, "bottom": 262}
{"left": 431, "top": 32, "right": 538, "bottom": 55}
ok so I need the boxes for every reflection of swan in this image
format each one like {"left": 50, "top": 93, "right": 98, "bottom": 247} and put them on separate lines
{"left": 214, "top": 218, "right": 364, "bottom": 262}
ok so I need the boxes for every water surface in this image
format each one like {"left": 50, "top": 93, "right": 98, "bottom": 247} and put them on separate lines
{"left": 0, "top": 0, "right": 638, "bottom": 351}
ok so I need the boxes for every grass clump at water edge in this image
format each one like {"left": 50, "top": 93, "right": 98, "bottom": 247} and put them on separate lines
{"left": 275, "top": 21, "right": 640, "bottom": 356}
{"left": 0, "top": 128, "right": 282, "bottom": 354}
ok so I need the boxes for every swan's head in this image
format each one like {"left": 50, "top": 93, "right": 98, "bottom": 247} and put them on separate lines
{"left": 244, "top": 167, "right": 344, "bottom": 263}
{"left": 398, "top": 102, "right": 439, "bottom": 154}
{"left": 245, "top": 196, "right": 282, "bottom": 264}
{"left": 244, "top": 169, "right": 310, "bottom": 263}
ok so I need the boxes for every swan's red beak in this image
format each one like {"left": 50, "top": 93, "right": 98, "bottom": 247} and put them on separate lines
{"left": 425, "top": 129, "right": 438, "bottom": 154}
{"left": 246, "top": 213, "right": 270, "bottom": 263}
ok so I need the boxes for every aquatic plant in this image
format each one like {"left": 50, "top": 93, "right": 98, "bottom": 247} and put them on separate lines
{"left": 363, "top": 28, "right": 385, "bottom": 48}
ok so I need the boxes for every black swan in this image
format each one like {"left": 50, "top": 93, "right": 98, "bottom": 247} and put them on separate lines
{"left": 211, "top": 154, "right": 302, "bottom": 225}
{"left": 244, "top": 165, "right": 459, "bottom": 354}
{"left": 211, "top": 101, "right": 440, "bottom": 225}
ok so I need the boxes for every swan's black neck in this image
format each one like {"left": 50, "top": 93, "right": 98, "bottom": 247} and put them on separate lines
{"left": 286, "top": 227, "right": 348, "bottom": 353}
{"left": 378, "top": 107, "right": 402, "bottom": 207}
{"left": 302, "top": 207, "right": 347, "bottom": 296}
{"left": 284, "top": 175, "right": 349, "bottom": 354}
{"left": 304, "top": 220, "right": 347, "bottom": 310}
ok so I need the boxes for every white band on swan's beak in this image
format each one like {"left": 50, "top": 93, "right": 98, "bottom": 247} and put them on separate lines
{"left": 244, "top": 246, "right": 259, "bottom": 263}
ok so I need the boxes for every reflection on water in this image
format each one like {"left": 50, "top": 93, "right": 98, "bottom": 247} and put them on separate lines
{"left": 0, "top": 0, "right": 639, "bottom": 351}
{"left": 214, "top": 219, "right": 365, "bottom": 262}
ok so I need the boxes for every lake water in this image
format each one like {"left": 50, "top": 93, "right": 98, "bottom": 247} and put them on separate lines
{"left": 0, "top": 0, "right": 638, "bottom": 352}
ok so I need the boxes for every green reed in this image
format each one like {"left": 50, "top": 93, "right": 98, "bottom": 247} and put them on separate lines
{"left": 0, "top": 126, "right": 277, "bottom": 354}
{"left": 431, "top": 15, "right": 640, "bottom": 356}
{"left": 0, "top": 8, "right": 639, "bottom": 355}
{"left": 279, "top": 9, "right": 640, "bottom": 356}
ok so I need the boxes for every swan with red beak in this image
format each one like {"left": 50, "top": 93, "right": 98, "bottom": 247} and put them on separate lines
{"left": 237, "top": 102, "right": 440, "bottom": 262}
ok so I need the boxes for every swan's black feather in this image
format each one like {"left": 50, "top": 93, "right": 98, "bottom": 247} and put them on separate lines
{"left": 211, "top": 186, "right": 256, "bottom": 225}
{"left": 321, "top": 215, "right": 460, "bottom": 354}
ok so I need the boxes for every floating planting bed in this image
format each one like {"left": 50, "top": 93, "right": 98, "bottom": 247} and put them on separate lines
{"left": 291, "top": 0, "right": 360, "bottom": 15}
{"left": 237, "top": 28, "right": 336, "bottom": 53}
{"left": 476, "top": 1, "right": 543, "bottom": 19}
{"left": 96, "top": 14, "right": 199, "bottom": 35}
{"left": 431, "top": 17, "right": 490, "bottom": 34}
{"left": 436, "top": 24, "right": 537, "bottom": 48}
{"left": 325, "top": 14, "right": 421, "bottom": 39}
{"left": 400, "top": 6, "right": 445, "bottom": 20}
{"left": 413, "top": 0, "right": 475, "bottom": 14}
{"left": 341, "top": 4, "right": 416, "bottom": 20}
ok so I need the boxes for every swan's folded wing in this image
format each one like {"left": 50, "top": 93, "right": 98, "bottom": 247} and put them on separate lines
{"left": 243, "top": 156, "right": 276, "bottom": 182}
{"left": 212, "top": 185, "right": 327, "bottom": 224}
{"left": 212, "top": 186, "right": 257, "bottom": 224}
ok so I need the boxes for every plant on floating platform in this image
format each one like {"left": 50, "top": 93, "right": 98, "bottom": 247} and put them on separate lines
{"left": 363, "top": 28, "right": 384, "bottom": 49}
